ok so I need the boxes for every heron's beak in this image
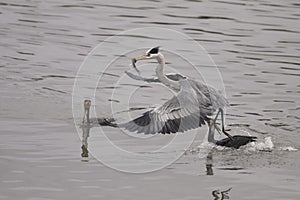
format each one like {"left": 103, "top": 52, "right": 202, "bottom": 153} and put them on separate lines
{"left": 131, "top": 54, "right": 148, "bottom": 74}
{"left": 134, "top": 54, "right": 149, "bottom": 62}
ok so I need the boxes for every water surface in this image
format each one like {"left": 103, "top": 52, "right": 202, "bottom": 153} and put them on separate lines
{"left": 0, "top": 0, "right": 300, "bottom": 199}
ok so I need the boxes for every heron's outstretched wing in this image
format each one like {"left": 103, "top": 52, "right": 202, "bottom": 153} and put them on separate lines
{"left": 125, "top": 71, "right": 160, "bottom": 83}
{"left": 120, "top": 79, "right": 213, "bottom": 134}
{"left": 125, "top": 71, "right": 186, "bottom": 83}
{"left": 125, "top": 71, "right": 228, "bottom": 111}
{"left": 165, "top": 73, "right": 186, "bottom": 81}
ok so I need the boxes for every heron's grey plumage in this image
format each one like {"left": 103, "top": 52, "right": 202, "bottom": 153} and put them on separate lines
{"left": 121, "top": 47, "right": 229, "bottom": 135}
{"left": 125, "top": 71, "right": 186, "bottom": 83}
{"left": 121, "top": 78, "right": 228, "bottom": 134}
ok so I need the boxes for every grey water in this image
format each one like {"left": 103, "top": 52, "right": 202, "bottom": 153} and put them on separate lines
{"left": 1, "top": 0, "right": 300, "bottom": 199}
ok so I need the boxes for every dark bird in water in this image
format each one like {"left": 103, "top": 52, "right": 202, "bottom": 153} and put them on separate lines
{"left": 121, "top": 47, "right": 232, "bottom": 139}
{"left": 215, "top": 135, "right": 257, "bottom": 149}
{"left": 208, "top": 117, "right": 256, "bottom": 149}
{"left": 83, "top": 100, "right": 117, "bottom": 127}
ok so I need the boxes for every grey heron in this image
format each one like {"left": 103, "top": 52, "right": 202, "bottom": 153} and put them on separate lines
{"left": 121, "top": 47, "right": 232, "bottom": 138}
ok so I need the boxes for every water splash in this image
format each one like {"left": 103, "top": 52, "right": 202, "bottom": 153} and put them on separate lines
{"left": 196, "top": 141, "right": 225, "bottom": 159}
{"left": 196, "top": 136, "right": 298, "bottom": 155}
{"left": 279, "top": 146, "right": 298, "bottom": 151}
{"left": 247, "top": 137, "right": 274, "bottom": 152}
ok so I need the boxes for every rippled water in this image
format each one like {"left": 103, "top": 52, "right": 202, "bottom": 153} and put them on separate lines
{"left": 1, "top": 0, "right": 300, "bottom": 199}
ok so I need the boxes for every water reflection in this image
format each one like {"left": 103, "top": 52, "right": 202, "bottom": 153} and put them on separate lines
{"left": 206, "top": 151, "right": 214, "bottom": 175}
{"left": 212, "top": 188, "right": 232, "bottom": 200}
{"left": 81, "top": 124, "right": 90, "bottom": 160}
{"left": 1, "top": 0, "right": 300, "bottom": 199}
{"left": 80, "top": 99, "right": 117, "bottom": 161}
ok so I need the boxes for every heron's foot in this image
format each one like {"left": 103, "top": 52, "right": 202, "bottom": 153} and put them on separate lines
{"left": 222, "top": 128, "right": 234, "bottom": 141}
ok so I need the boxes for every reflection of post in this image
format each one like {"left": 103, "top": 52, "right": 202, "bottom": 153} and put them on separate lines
{"left": 81, "top": 124, "right": 90, "bottom": 159}
{"left": 206, "top": 151, "right": 213, "bottom": 175}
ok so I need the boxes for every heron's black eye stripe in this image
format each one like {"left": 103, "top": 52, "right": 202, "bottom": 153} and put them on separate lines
{"left": 148, "top": 47, "right": 159, "bottom": 54}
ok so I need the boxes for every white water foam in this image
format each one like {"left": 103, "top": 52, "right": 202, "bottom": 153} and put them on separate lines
{"left": 247, "top": 137, "right": 274, "bottom": 152}
{"left": 196, "top": 136, "right": 298, "bottom": 157}
{"left": 279, "top": 146, "right": 298, "bottom": 151}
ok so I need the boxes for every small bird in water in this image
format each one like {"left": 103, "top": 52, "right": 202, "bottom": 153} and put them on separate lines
{"left": 215, "top": 135, "right": 257, "bottom": 149}
{"left": 83, "top": 99, "right": 117, "bottom": 127}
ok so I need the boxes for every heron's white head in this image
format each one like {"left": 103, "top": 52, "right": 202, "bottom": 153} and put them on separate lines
{"left": 145, "top": 46, "right": 160, "bottom": 58}
{"left": 133, "top": 46, "right": 160, "bottom": 62}
{"left": 132, "top": 47, "right": 161, "bottom": 73}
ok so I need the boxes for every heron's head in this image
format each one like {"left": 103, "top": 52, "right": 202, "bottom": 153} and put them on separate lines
{"left": 132, "top": 46, "right": 160, "bottom": 62}
{"left": 132, "top": 47, "right": 160, "bottom": 73}
{"left": 84, "top": 99, "right": 91, "bottom": 110}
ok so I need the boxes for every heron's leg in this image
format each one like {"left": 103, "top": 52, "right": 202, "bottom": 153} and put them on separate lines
{"left": 219, "top": 108, "right": 233, "bottom": 140}
{"left": 214, "top": 123, "right": 222, "bottom": 135}
{"left": 208, "top": 121, "right": 222, "bottom": 138}
{"left": 211, "top": 109, "right": 222, "bottom": 135}
{"left": 211, "top": 108, "right": 232, "bottom": 139}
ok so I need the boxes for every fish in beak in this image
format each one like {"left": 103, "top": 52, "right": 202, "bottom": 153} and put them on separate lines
{"left": 131, "top": 54, "right": 149, "bottom": 74}
{"left": 131, "top": 47, "right": 159, "bottom": 74}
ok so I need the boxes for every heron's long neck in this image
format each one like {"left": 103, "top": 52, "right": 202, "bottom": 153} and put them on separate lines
{"left": 83, "top": 107, "right": 90, "bottom": 125}
{"left": 156, "top": 53, "right": 180, "bottom": 91}
{"left": 208, "top": 123, "right": 216, "bottom": 144}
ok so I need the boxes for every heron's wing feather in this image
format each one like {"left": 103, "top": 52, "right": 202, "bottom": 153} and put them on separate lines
{"left": 165, "top": 73, "right": 186, "bottom": 81}
{"left": 188, "top": 79, "right": 229, "bottom": 114}
{"left": 125, "top": 71, "right": 160, "bottom": 82}
{"left": 120, "top": 110, "right": 207, "bottom": 134}
{"left": 120, "top": 79, "right": 211, "bottom": 134}
{"left": 125, "top": 70, "right": 228, "bottom": 111}
{"left": 125, "top": 71, "right": 186, "bottom": 83}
